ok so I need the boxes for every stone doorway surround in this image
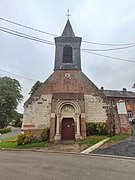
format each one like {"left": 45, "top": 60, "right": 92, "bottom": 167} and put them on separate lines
{"left": 53, "top": 100, "right": 82, "bottom": 142}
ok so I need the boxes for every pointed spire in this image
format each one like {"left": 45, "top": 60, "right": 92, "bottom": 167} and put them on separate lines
{"left": 61, "top": 20, "right": 75, "bottom": 37}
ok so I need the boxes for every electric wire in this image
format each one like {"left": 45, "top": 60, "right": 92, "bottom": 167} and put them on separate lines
{"left": 82, "top": 43, "right": 135, "bottom": 51}
{"left": 82, "top": 40, "right": 135, "bottom": 46}
{"left": 0, "top": 17, "right": 57, "bottom": 37}
{"left": 0, "top": 26, "right": 54, "bottom": 45}
{"left": 1, "top": 16, "right": 135, "bottom": 46}
{"left": 0, "top": 26, "right": 135, "bottom": 64}
{"left": 0, "top": 68, "right": 37, "bottom": 82}
{"left": 83, "top": 50, "right": 135, "bottom": 63}
{"left": 1, "top": 26, "right": 135, "bottom": 51}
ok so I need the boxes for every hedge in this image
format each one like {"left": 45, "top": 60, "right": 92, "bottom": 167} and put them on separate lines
{"left": 0, "top": 127, "right": 11, "bottom": 134}
{"left": 86, "top": 122, "right": 107, "bottom": 136}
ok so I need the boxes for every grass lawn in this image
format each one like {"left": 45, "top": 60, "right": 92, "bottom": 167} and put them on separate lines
{"left": 97, "top": 134, "right": 130, "bottom": 148}
{"left": 0, "top": 136, "right": 18, "bottom": 148}
{"left": 79, "top": 134, "right": 130, "bottom": 146}
{"left": 0, "top": 135, "right": 108, "bottom": 149}
{"left": 79, "top": 135, "right": 108, "bottom": 146}
{"left": 108, "top": 133, "right": 129, "bottom": 143}
{"left": 0, "top": 136, "right": 48, "bottom": 149}
{"left": 0, "top": 134, "right": 130, "bottom": 150}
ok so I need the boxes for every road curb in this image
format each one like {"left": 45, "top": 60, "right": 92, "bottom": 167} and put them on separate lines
{"left": 0, "top": 148, "right": 135, "bottom": 161}
{"left": 88, "top": 153, "right": 135, "bottom": 161}
{"left": 80, "top": 138, "right": 110, "bottom": 154}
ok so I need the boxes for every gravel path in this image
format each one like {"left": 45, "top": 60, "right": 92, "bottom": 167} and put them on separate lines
{"left": 92, "top": 124, "right": 135, "bottom": 157}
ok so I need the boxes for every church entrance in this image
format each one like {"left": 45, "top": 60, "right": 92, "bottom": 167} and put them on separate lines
{"left": 61, "top": 118, "right": 75, "bottom": 140}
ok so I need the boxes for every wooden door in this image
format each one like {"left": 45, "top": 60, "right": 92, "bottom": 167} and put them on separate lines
{"left": 62, "top": 118, "right": 75, "bottom": 140}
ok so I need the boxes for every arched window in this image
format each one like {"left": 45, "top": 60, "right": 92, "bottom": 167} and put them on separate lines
{"left": 63, "top": 45, "right": 72, "bottom": 63}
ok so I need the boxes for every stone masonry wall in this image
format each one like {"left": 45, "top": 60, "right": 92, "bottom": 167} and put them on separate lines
{"left": 22, "top": 95, "right": 52, "bottom": 129}
{"left": 85, "top": 95, "right": 108, "bottom": 122}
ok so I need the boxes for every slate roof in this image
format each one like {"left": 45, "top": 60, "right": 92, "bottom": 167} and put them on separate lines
{"left": 61, "top": 20, "right": 75, "bottom": 37}
{"left": 102, "top": 90, "right": 135, "bottom": 98}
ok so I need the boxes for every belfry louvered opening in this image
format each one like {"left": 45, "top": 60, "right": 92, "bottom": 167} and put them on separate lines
{"left": 63, "top": 45, "right": 72, "bottom": 63}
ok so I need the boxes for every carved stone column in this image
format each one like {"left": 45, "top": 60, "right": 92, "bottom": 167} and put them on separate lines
{"left": 54, "top": 114, "right": 61, "bottom": 141}
{"left": 75, "top": 114, "right": 82, "bottom": 140}
{"left": 50, "top": 113, "right": 56, "bottom": 142}
{"left": 81, "top": 113, "right": 86, "bottom": 140}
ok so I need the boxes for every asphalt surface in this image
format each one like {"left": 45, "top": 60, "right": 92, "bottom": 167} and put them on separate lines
{"left": 0, "top": 151, "right": 135, "bottom": 180}
{"left": 0, "top": 127, "right": 21, "bottom": 140}
{"left": 92, "top": 124, "right": 135, "bottom": 157}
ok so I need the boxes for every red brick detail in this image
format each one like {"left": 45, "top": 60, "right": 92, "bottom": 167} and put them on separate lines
{"left": 21, "top": 129, "right": 41, "bottom": 138}
{"left": 106, "top": 107, "right": 112, "bottom": 134}
{"left": 109, "top": 106, "right": 132, "bottom": 135}
{"left": 25, "top": 70, "right": 107, "bottom": 106}
{"left": 110, "top": 106, "right": 121, "bottom": 134}
{"left": 81, "top": 118, "right": 86, "bottom": 140}
{"left": 51, "top": 93, "right": 85, "bottom": 113}
{"left": 50, "top": 118, "right": 56, "bottom": 142}
{"left": 23, "top": 124, "right": 35, "bottom": 128}
{"left": 119, "top": 114, "right": 132, "bottom": 135}
{"left": 108, "top": 97, "right": 135, "bottom": 119}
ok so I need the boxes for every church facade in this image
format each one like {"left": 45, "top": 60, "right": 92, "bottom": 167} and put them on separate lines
{"left": 22, "top": 20, "right": 131, "bottom": 142}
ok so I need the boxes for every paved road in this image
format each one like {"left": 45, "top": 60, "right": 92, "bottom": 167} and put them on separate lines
{"left": 92, "top": 124, "right": 135, "bottom": 157}
{"left": 0, "top": 127, "right": 20, "bottom": 140}
{"left": 0, "top": 151, "right": 135, "bottom": 180}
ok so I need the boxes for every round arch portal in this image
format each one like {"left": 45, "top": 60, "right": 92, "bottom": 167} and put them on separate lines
{"left": 54, "top": 100, "right": 82, "bottom": 141}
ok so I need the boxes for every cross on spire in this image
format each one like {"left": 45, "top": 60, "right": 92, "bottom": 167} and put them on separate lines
{"left": 66, "top": 9, "right": 71, "bottom": 20}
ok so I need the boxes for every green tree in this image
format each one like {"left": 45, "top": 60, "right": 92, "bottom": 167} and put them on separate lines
{"left": 0, "top": 76, "right": 23, "bottom": 128}
{"left": 12, "top": 111, "right": 23, "bottom": 127}
{"left": 29, "top": 81, "right": 42, "bottom": 96}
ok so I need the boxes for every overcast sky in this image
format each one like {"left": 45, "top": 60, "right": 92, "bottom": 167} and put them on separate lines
{"left": 0, "top": 0, "right": 135, "bottom": 113}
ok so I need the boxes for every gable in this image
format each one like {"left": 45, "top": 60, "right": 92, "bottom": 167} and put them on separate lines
{"left": 25, "top": 70, "right": 107, "bottom": 106}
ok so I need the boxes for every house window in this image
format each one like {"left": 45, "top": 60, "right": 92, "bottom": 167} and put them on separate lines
{"left": 127, "top": 111, "right": 132, "bottom": 118}
{"left": 63, "top": 45, "right": 72, "bottom": 63}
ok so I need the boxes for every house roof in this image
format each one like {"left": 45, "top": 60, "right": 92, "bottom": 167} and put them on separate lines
{"left": 102, "top": 90, "right": 135, "bottom": 98}
{"left": 61, "top": 20, "right": 75, "bottom": 37}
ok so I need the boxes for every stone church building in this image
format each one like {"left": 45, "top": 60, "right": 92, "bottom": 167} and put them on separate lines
{"left": 22, "top": 20, "right": 132, "bottom": 142}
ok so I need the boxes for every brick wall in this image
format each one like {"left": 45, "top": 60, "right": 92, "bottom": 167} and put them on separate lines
{"left": 108, "top": 97, "right": 135, "bottom": 118}
{"left": 23, "top": 70, "right": 109, "bottom": 139}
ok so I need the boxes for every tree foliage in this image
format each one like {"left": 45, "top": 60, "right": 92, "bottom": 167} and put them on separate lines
{"left": 29, "top": 81, "right": 42, "bottom": 96}
{"left": 12, "top": 111, "right": 23, "bottom": 127}
{"left": 0, "top": 76, "right": 23, "bottom": 128}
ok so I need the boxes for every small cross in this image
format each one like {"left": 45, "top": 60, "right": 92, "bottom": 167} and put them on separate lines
{"left": 66, "top": 9, "right": 71, "bottom": 20}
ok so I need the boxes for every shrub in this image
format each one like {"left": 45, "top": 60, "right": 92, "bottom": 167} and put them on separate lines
{"left": 0, "top": 127, "right": 11, "bottom": 134}
{"left": 40, "top": 128, "right": 50, "bottom": 142}
{"left": 86, "top": 123, "right": 107, "bottom": 136}
{"left": 17, "top": 131, "right": 33, "bottom": 146}
{"left": 12, "top": 112, "right": 23, "bottom": 127}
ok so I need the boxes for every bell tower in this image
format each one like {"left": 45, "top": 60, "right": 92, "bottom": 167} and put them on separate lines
{"left": 54, "top": 20, "right": 82, "bottom": 70}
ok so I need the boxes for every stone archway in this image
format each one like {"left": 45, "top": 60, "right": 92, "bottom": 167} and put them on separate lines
{"left": 54, "top": 101, "right": 82, "bottom": 141}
